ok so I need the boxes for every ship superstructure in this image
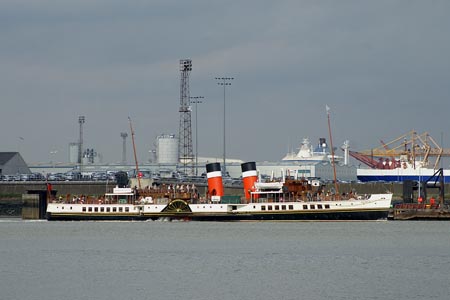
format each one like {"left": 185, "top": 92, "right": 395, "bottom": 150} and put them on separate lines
{"left": 282, "top": 138, "right": 342, "bottom": 163}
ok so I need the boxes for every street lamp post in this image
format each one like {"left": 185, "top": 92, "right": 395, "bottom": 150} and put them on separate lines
{"left": 215, "top": 77, "right": 233, "bottom": 176}
{"left": 190, "top": 96, "right": 204, "bottom": 176}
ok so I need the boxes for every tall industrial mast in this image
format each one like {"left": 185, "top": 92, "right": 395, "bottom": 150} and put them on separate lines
{"left": 78, "top": 116, "right": 85, "bottom": 165}
{"left": 178, "top": 59, "right": 194, "bottom": 176}
{"left": 120, "top": 132, "right": 128, "bottom": 164}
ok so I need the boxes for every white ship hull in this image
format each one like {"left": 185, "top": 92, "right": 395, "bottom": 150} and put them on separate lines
{"left": 357, "top": 168, "right": 450, "bottom": 183}
{"left": 47, "top": 194, "right": 392, "bottom": 221}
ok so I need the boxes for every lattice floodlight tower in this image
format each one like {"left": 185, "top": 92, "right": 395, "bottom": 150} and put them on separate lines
{"left": 178, "top": 59, "right": 194, "bottom": 175}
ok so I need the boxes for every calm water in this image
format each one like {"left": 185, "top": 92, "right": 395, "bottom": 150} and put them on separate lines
{"left": 1, "top": 219, "right": 449, "bottom": 300}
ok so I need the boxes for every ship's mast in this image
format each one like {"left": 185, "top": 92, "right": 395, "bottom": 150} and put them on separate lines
{"left": 326, "top": 105, "right": 339, "bottom": 198}
{"left": 129, "top": 117, "right": 141, "bottom": 189}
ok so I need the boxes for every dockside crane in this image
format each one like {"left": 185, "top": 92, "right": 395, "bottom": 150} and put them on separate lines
{"left": 349, "top": 130, "right": 450, "bottom": 169}
{"left": 379, "top": 139, "right": 398, "bottom": 169}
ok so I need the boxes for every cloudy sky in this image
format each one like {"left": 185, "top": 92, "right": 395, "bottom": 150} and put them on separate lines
{"left": 1, "top": 0, "right": 449, "bottom": 166}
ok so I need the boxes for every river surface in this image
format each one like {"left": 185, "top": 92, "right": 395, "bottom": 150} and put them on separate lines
{"left": 1, "top": 219, "right": 449, "bottom": 300}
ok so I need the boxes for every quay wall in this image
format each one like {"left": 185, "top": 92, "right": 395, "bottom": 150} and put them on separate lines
{"left": 0, "top": 181, "right": 116, "bottom": 196}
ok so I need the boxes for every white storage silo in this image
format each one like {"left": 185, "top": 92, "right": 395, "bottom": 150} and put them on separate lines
{"left": 69, "top": 142, "right": 79, "bottom": 163}
{"left": 157, "top": 134, "right": 178, "bottom": 164}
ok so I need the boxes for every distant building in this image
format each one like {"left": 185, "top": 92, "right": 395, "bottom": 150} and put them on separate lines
{"left": 68, "top": 142, "right": 79, "bottom": 164}
{"left": 0, "top": 152, "right": 31, "bottom": 175}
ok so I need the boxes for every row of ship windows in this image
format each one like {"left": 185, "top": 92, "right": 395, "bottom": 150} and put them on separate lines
{"left": 81, "top": 207, "right": 130, "bottom": 213}
{"left": 59, "top": 204, "right": 332, "bottom": 213}
{"left": 260, "top": 204, "right": 331, "bottom": 211}
{"left": 59, "top": 206, "right": 140, "bottom": 212}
